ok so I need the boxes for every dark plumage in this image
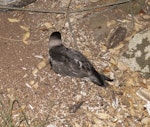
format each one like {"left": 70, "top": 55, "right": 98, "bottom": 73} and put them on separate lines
{"left": 49, "top": 31, "right": 113, "bottom": 87}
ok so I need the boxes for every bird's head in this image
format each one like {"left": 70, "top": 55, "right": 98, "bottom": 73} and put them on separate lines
{"left": 49, "top": 31, "right": 62, "bottom": 49}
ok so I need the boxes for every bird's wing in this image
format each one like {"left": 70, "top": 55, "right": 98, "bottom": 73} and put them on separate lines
{"left": 49, "top": 46, "right": 94, "bottom": 77}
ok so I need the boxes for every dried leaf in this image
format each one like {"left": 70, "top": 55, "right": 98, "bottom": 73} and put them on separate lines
{"left": 110, "top": 58, "right": 117, "bottom": 65}
{"left": 134, "top": 22, "right": 143, "bottom": 32}
{"left": 74, "top": 122, "right": 80, "bottom": 127}
{"left": 101, "top": 45, "right": 107, "bottom": 52}
{"left": 33, "top": 82, "right": 39, "bottom": 89}
{"left": 21, "top": 105, "right": 26, "bottom": 110}
{"left": 107, "top": 20, "right": 116, "bottom": 27}
{"left": 23, "top": 74, "right": 27, "bottom": 78}
{"left": 83, "top": 50, "right": 92, "bottom": 58}
{"left": 126, "top": 78, "right": 134, "bottom": 86}
{"left": 141, "top": 117, "right": 150, "bottom": 126}
{"left": 117, "top": 61, "right": 127, "bottom": 71}
{"left": 8, "top": 18, "right": 21, "bottom": 23}
{"left": 140, "top": 82, "right": 148, "bottom": 89}
{"left": 12, "top": 105, "right": 26, "bottom": 113}
{"left": 7, "top": 88, "right": 15, "bottom": 102}
{"left": 30, "top": 80, "right": 35, "bottom": 85}
{"left": 20, "top": 25, "right": 29, "bottom": 31}
{"left": 85, "top": 110, "right": 110, "bottom": 125}
{"left": 103, "top": 67, "right": 111, "bottom": 73}
{"left": 32, "top": 68, "right": 38, "bottom": 76}
{"left": 37, "top": 59, "right": 46, "bottom": 70}
{"left": 136, "top": 88, "right": 150, "bottom": 102}
{"left": 44, "top": 22, "right": 53, "bottom": 29}
{"left": 75, "top": 95, "right": 82, "bottom": 101}
{"left": 75, "top": 5, "right": 82, "bottom": 9}
{"left": 23, "top": 32, "right": 30, "bottom": 45}
{"left": 90, "top": 0, "right": 99, "bottom": 2}
{"left": 109, "top": 43, "right": 124, "bottom": 54}
{"left": 92, "top": 117, "right": 105, "bottom": 126}
{"left": 142, "top": 15, "right": 150, "bottom": 20}
{"left": 96, "top": 112, "right": 111, "bottom": 120}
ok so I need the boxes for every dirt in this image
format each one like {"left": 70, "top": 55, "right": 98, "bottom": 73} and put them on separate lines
{"left": 0, "top": 0, "right": 150, "bottom": 127}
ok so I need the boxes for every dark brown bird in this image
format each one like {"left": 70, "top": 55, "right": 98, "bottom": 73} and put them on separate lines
{"left": 49, "top": 31, "right": 113, "bottom": 87}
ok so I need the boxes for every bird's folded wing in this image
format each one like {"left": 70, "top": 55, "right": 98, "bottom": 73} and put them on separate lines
{"left": 49, "top": 46, "right": 93, "bottom": 77}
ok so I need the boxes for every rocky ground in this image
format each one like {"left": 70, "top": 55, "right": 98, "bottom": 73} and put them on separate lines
{"left": 0, "top": 0, "right": 150, "bottom": 127}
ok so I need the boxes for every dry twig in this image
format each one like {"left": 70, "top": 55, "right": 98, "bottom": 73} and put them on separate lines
{"left": 65, "top": 0, "right": 78, "bottom": 50}
{"left": 0, "top": 0, "right": 130, "bottom": 14}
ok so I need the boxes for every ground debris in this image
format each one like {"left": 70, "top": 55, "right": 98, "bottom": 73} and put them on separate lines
{"left": 69, "top": 101, "right": 84, "bottom": 113}
{"left": 107, "top": 25, "right": 127, "bottom": 49}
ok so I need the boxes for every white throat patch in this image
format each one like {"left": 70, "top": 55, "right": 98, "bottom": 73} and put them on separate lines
{"left": 49, "top": 39, "right": 62, "bottom": 49}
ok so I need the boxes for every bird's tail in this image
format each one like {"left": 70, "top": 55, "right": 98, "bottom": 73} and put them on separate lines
{"left": 90, "top": 69, "right": 113, "bottom": 87}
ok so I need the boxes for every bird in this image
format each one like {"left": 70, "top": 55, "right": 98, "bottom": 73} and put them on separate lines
{"left": 48, "top": 31, "right": 113, "bottom": 87}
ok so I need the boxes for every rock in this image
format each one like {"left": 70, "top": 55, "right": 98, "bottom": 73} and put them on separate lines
{"left": 119, "top": 0, "right": 145, "bottom": 15}
{"left": 88, "top": 14, "right": 109, "bottom": 41}
{"left": 0, "top": 0, "right": 36, "bottom": 7}
{"left": 120, "top": 30, "right": 150, "bottom": 78}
